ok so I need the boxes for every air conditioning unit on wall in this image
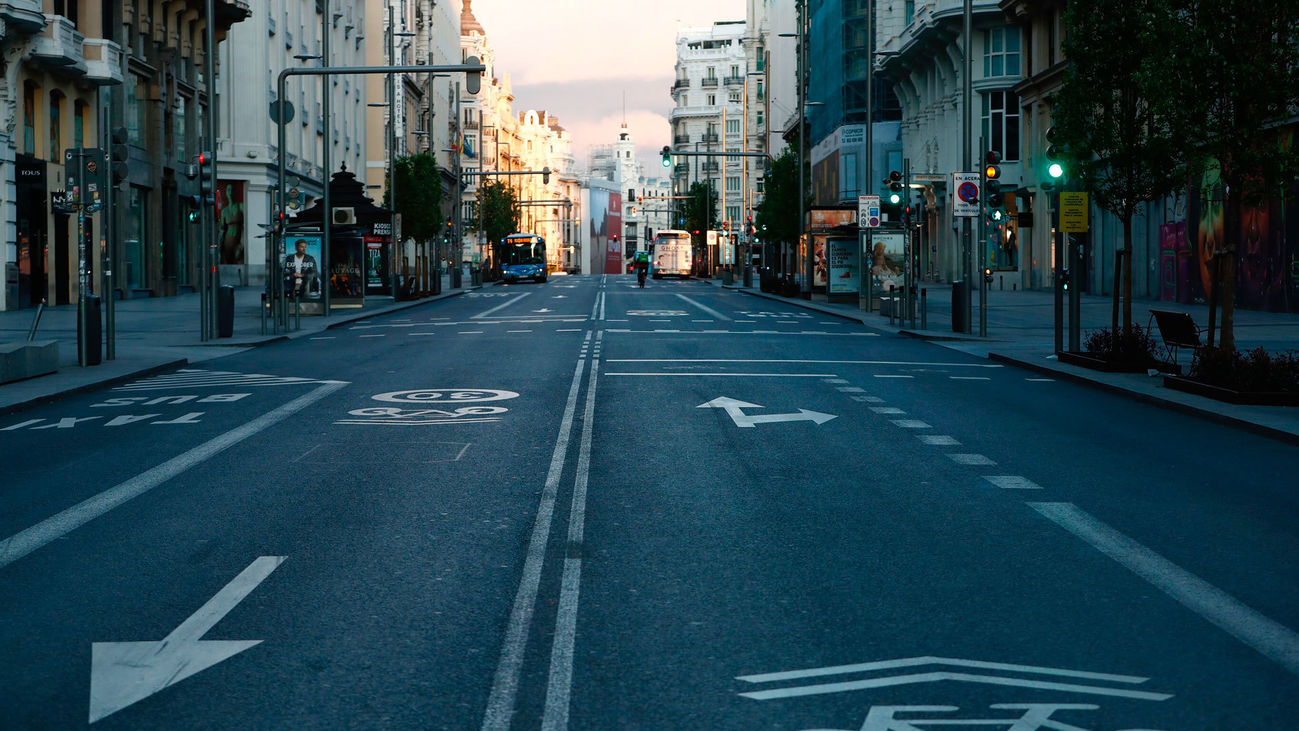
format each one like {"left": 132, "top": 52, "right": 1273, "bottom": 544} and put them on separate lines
{"left": 332, "top": 207, "right": 356, "bottom": 225}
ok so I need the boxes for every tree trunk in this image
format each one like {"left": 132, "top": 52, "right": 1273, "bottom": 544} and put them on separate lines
{"left": 1111, "top": 248, "right": 1122, "bottom": 337}
{"left": 1220, "top": 179, "right": 1239, "bottom": 352}
{"left": 1121, "top": 215, "right": 1133, "bottom": 333}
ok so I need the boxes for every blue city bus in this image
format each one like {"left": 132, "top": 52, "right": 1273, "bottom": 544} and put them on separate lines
{"left": 499, "top": 233, "right": 548, "bottom": 283}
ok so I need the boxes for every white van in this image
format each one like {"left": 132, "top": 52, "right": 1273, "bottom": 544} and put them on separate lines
{"left": 650, "top": 230, "right": 693, "bottom": 278}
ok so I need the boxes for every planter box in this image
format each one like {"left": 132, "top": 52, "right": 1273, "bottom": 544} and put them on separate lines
{"left": 1163, "top": 375, "right": 1299, "bottom": 406}
{"left": 1058, "top": 350, "right": 1177, "bottom": 374}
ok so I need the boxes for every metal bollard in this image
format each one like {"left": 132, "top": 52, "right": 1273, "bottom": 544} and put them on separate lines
{"left": 27, "top": 299, "right": 46, "bottom": 341}
{"left": 921, "top": 288, "right": 928, "bottom": 330}
{"left": 888, "top": 285, "right": 896, "bottom": 325}
{"left": 294, "top": 294, "right": 301, "bottom": 330}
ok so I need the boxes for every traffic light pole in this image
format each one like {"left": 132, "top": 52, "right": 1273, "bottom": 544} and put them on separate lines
{"left": 961, "top": 0, "right": 973, "bottom": 333}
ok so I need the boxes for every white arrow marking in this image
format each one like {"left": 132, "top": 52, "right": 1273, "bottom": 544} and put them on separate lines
{"left": 532, "top": 308, "right": 552, "bottom": 313}
{"left": 698, "top": 397, "right": 836, "bottom": 428}
{"left": 89, "top": 556, "right": 286, "bottom": 723}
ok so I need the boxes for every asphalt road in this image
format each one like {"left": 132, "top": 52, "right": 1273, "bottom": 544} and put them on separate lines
{"left": 2, "top": 274, "right": 1297, "bottom": 729}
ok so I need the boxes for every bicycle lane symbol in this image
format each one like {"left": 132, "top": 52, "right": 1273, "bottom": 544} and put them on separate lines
{"left": 736, "top": 657, "right": 1172, "bottom": 731}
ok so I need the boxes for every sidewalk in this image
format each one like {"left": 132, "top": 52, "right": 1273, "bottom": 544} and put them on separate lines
{"left": 710, "top": 275, "right": 1299, "bottom": 445}
{"left": 0, "top": 279, "right": 470, "bottom": 416}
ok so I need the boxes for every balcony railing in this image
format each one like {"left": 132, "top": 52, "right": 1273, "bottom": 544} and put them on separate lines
{"left": 723, "top": 76, "right": 744, "bottom": 86}
{"left": 702, "top": 161, "right": 720, "bottom": 173}
{"left": 674, "top": 163, "right": 689, "bottom": 175}
{"left": 673, "top": 78, "right": 690, "bottom": 89}
{"left": 701, "top": 77, "right": 718, "bottom": 87}
{"left": 83, "top": 38, "right": 123, "bottom": 86}
{"left": 31, "top": 14, "right": 86, "bottom": 74}
{"left": 701, "top": 132, "right": 720, "bottom": 144}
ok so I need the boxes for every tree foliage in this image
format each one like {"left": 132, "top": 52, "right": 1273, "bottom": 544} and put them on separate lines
{"left": 680, "top": 181, "right": 718, "bottom": 242}
{"left": 382, "top": 154, "right": 442, "bottom": 243}
{"left": 754, "top": 148, "right": 802, "bottom": 249}
{"left": 478, "top": 179, "right": 520, "bottom": 265}
{"left": 1052, "top": 0, "right": 1185, "bottom": 336}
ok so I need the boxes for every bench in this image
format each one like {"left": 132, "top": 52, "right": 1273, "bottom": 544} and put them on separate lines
{"left": 1148, "top": 308, "right": 1204, "bottom": 364}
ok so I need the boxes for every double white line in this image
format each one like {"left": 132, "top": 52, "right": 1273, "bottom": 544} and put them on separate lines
{"left": 481, "top": 331, "right": 602, "bottom": 731}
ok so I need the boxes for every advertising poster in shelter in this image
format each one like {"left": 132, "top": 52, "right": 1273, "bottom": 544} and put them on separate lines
{"left": 330, "top": 235, "right": 365, "bottom": 301}
{"left": 827, "top": 237, "right": 859, "bottom": 294}
{"left": 216, "top": 180, "right": 246, "bottom": 265}
{"left": 869, "top": 230, "right": 905, "bottom": 293}
{"left": 365, "top": 235, "right": 388, "bottom": 294}
{"left": 282, "top": 232, "right": 322, "bottom": 300}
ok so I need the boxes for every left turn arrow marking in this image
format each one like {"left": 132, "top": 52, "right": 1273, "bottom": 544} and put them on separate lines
{"left": 89, "top": 556, "right": 286, "bottom": 723}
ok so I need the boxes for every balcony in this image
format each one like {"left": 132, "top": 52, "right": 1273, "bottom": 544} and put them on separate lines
{"left": 701, "top": 132, "right": 720, "bottom": 144}
{"left": 31, "top": 15, "right": 86, "bottom": 74}
{"left": 0, "top": 0, "right": 44, "bottom": 34}
{"left": 674, "top": 134, "right": 690, "bottom": 144}
{"left": 673, "top": 78, "right": 690, "bottom": 90}
{"left": 701, "top": 77, "right": 718, "bottom": 87}
{"left": 674, "top": 163, "right": 689, "bottom": 175}
{"left": 83, "top": 39, "right": 123, "bottom": 86}
{"left": 702, "top": 161, "right": 720, "bottom": 173}
{"left": 723, "top": 76, "right": 744, "bottom": 86}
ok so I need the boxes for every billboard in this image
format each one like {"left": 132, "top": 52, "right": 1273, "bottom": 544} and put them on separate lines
{"left": 216, "top": 180, "right": 246, "bottom": 265}
{"left": 587, "top": 187, "right": 624, "bottom": 274}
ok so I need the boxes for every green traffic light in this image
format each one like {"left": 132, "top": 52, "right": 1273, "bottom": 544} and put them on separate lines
{"left": 889, "top": 192, "right": 901, "bottom": 205}
{"left": 1048, "top": 162, "right": 1064, "bottom": 179}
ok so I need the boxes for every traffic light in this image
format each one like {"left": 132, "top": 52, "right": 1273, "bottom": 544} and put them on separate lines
{"left": 1045, "top": 126, "right": 1064, "bottom": 182}
{"left": 465, "top": 56, "right": 482, "bottom": 95}
{"left": 183, "top": 194, "right": 202, "bottom": 223}
{"left": 886, "top": 170, "right": 903, "bottom": 204}
{"left": 110, "top": 127, "right": 129, "bottom": 187}
{"left": 542, "top": 166, "right": 551, "bottom": 185}
{"left": 661, "top": 146, "right": 672, "bottom": 167}
{"left": 983, "top": 151, "right": 1003, "bottom": 208}
{"left": 197, "top": 151, "right": 214, "bottom": 206}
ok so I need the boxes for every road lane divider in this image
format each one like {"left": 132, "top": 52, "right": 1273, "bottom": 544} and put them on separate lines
{"left": 481, "top": 332, "right": 591, "bottom": 731}
{"left": 0, "top": 381, "right": 348, "bottom": 569}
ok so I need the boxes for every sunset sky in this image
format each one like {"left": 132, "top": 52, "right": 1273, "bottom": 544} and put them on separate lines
{"left": 470, "top": 0, "right": 747, "bottom": 175}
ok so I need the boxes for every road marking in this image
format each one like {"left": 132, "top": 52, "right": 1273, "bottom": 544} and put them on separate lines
{"left": 482, "top": 336, "right": 589, "bottom": 731}
{"left": 458, "top": 331, "right": 484, "bottom": 334}
{"left": 359, "top": 334, "right": 386, "bottom": 338}
{"left": 89, "top": 556, "right": 286, "bottom": 723}
{"left": 698, "top": 397, "right": 836, "bottom": 428}
{"left": 0, "top": 382, "right": 347, "bottom": 569}
{"left": 115, "top": 369, "right": 321, "bottom": 391}
{"left": 875, "top": 374, "right": 914, "bottom": 379}
{"left": 507, "top": 330, "right": 533, "bottom": 333}
{"left": 604, "top": 359, "right": 1001, "bottom": 367}
{"left": 948, "top": 453, "right": 996, "bottom": 466}
{"left": 869, "top": 407, "right": 905, "bottom": 415}
{"left": 691, "top": 319, "right": 713, "bottom": 322}
{"left": 859, "top": 396, "right": 886, "bottom": 403}
{"left": 918, "top": 435, "right": 961, "bottom": 446}
{"left": 309, "top": 336, "right": 336, "bottom": 340}
{"left": 542, "top": 353, "right": 600, "bottom": 730}
{"left": 892, "top": 420, "right": 931, "bottom": 429}
{"left": 1031, "top": 501, "right": 1299, "bottom": 678}
{"left": 675, "top": 293, "right": 732, "bottom": 320}
{"left": 837, "top": 386, "right": 866, "bottom": 393}
{"left": 556, "top": 328, "right": 582, "bottom": 332}
{"left": 983, "top": 475, "right": 1042, "bottom": 489}
{"left": 823, "top": 378, "right": 848, "bottom": 383}
{"left": 950, "top": 376, "right": 991, "bottom": 380}
{"left": 473, "top": 292, "right": 530, "bottom": 319}
{"left": 1027, "top": 377, "right": 1056, "bottom": 382}
{"left": 605, "top": 373, "right": 839, "bottom": 378}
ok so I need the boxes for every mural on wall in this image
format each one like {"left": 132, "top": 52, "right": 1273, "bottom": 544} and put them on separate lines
{"left": 1184, "top": 151, "right": 1299, "bottom": 313}
{"left": 588, "top": 189, "right": 624, "bottom": 274}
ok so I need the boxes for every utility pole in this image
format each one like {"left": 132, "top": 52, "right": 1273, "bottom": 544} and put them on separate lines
{"left": 862, "top": 0, "right": 874, "bottom": 312}
{"left": 321, "top": 0, "right": 332, "bottom": 317}
{"left": 798, "top": 0, "right": 810, "bottom": 298}
{"left": 961, "top": 0, "right": 973, "bottom": 333}
{"left": 203, "top": 0, "right": 218, "bottom": 341}
{"left": 388, "top": 3, "right": 399, "bottom": 298}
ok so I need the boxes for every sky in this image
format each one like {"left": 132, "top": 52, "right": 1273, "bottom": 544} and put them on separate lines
{"left": 470, "top": 0, "right": 747, "bottom": 177}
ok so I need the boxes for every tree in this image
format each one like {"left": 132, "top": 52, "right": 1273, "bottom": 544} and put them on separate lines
{"left": 383, "top": 153, "right": 442, "bottom": 243}
{"left": 1160, "top": 0, "right": 1299, "bottom": 351}
{"left": 479, "top": 179, "right": 519, "bottom": 271}
{"left": 1052, "top": 0, "right": 1185, "bottom": 338}
{"left": 681, "top": 181, "right": 718, "bottom": 240}
{"left": 754, "top": 148, "right": 809, "bottom": 277}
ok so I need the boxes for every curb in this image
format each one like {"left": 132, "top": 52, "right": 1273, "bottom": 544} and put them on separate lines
{"left": 0, "top": 358, "right": 190, "bottom": 418}
{"left": 989, "top": 352, "right": 1299, "bottom": 447}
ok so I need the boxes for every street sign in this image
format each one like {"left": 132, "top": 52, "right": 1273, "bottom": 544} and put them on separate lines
{"left": 858, "top": 195, "right": 880, "bottom": 228}
{"left": 1061, "top": 192, "right": 1089, "bottom": 232}
{"left": 953, "top": 172, "right": 980, "bottom": 217}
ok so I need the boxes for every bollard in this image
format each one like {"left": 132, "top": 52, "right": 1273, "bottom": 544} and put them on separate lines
{"left": 921, "top": 288, "right": 928, "bottom": 330}
{"left": 293, "top": 294, "right": 301, "bottom": 330}
{"left": 27, "top": 299, "right": 46, "bottom": 341}
{"left": 888, "top": 285, "right": 896, "bottom": 325}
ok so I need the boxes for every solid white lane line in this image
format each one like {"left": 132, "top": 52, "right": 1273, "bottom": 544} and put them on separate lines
{"left": 458, "top": 331, "right": 484, "bottom": 335}
{"left": 983, "top": 475, "right": 1042, "bottom": 489}
{"left": 474, "top": 292, "right": 531, "bottom": 319}
{"left": 950, "top": 376, "right": 991, "bottom": 381}
{"left": 875, "top": 374, "right": 914, "bottom": 379}
{"left": 1030, "top": 501, "right": 1299, "bottom": 678}
{"left": 507, "top": 330, "right": 533, "bottom": 333}
{"left": 542, "top": 351, "right": 600, "bottom": 730}
{"left": 0, "top": 382, "right": 348, "bottom": 569}
{"left": 603, "top": 359, "right": 999, "bottom": 367}
{"left": 604, "top": 373, "right": 839, "bottom": 378}
{"left": 675, "top": 293, "right": 732, "bottom": 320}
{"left": 481, "top": 336, "right": 590, "bottom": 731}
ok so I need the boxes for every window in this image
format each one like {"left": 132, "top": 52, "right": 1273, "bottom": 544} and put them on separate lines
{"left": 756, "top": 46, "right": 765, "bottom": 71}
{"left": 706, "top": 66, "right": 715, "bottom": 79}
{"left": 842, "top": 151, "right": 858, "bottom": 196}
{"left": 74, "top": 101, "right": 86, "bottom": 148}
{"left": 730, "top": 65, "right": 739, "bottom": 78}
{"left": 681, "top": 94, "right": 688, "bottom": 107}
{"left": 757, "top": 81, "right": 764, "bottom": 100}
{"left": 49, "top": 92, "right": 62, "bottom": 162}
{"left": 707, "top": 94, "right": 715, "bottom": 106}
{"left": 727, "top": 146, "right": 740, "bottom": 162}
{"left": 727, "top": 205, "right": 740, "bottom": 221}
{"left": 756, "top": 111, "right": 764, "bottom": 128}
{"left": 726, "top": 119, "right": 740, "bottom": 134}
{"left": 22, "top": 83, "right": 35, "bottom": 155}
{"left": 729, "top": 92, "right": 741, "bottom": 103}
{"left": 981, "top": 90, "right": 1021, "bottom": 161}
{"left": 175, "top": 97, "right": 187, "bottom": 164}
{"left": 983, "top": 27, "right": 1021, "bottom": 78}
{"left": 905, "top": 0, "right": 915, "bottom": 24}
{"left": 726, "top": 176, "right": 740, "bottom": 192}
{"left": 127, "top": 77, "right": 145, "bottom": 145}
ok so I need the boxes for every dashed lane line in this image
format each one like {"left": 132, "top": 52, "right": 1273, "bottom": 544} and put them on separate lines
{"left": 983, "top": 475, "right": 1043, "bottom": 490}
{"left": 948, "top": 454, "right": 997, "bottom": 466}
